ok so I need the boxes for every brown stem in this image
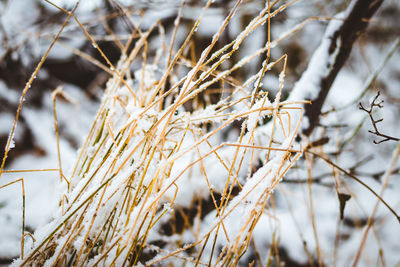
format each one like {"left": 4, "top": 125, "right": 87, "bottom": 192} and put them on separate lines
{"left": 359, "top": 91, "right": 400, "bottom": 144}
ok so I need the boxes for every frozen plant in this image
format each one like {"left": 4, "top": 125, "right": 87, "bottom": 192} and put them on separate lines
{"left": 9, "top": 1, "right": 304, "bottom": 266}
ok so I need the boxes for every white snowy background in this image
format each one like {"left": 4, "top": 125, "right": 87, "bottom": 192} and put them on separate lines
{"left": 0, "top": 0, "right": 399, "bottom": 266}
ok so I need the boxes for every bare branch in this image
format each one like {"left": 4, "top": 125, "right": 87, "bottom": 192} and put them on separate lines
{"left": 359, "top": 91, "right": 400, "bottom": 144}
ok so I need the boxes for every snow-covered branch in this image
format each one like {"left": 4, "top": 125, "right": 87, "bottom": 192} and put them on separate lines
{"left": 291, "top": 0, "right": 383, "bottom": 136}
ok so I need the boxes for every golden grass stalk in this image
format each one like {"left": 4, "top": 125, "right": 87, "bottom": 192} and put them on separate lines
{"left": 9, "top": 1, "right": 306, "bottom": 265}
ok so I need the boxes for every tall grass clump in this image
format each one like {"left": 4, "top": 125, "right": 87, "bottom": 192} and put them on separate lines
{"left": 12, "top": 1, "right": 305, "bottom": 266}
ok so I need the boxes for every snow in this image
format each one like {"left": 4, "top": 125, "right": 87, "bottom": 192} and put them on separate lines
{"left": 1, "top": 0, "right": 399, "bottom": 266}
{"left": 0, "top": 114, "right": 15, "bottom": 135}
{"left": 289, "top": 14, "right": 344, "bottom": 102}
{"left": 0, "top": 82, "right": 19, "bottom": 104}
{"left": 0, "top": 88, "right": 98, "bottom": 259}
{"left": 326, "top": 71, "right": 363, "bottom": 107}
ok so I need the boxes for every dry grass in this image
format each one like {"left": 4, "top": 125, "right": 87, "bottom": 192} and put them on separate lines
{"left": 0, "top": 0, "right": 314, "bottom": 266}
{"left": 1, "top": 0, "right": 399, "bottom": 266}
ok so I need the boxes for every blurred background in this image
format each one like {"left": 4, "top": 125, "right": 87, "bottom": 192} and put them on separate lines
{"left": 0, "top": 0, "right": 399, "bottom": 265}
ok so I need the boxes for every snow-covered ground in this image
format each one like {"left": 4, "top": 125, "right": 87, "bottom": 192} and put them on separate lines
{"left": 0, "top": 0, "right": 399, "bottom": 265}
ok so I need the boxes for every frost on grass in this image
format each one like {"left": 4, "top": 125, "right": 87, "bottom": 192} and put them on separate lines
{"left": 14, "top": 2, "right": 304, "bottom": 266}
{"left": 16, "top": 67, "right": 302, "bottom": 266}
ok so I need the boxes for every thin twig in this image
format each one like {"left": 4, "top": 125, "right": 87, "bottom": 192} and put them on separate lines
{"left": 359, "top": 91, "right": 400, "bottom": 144}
